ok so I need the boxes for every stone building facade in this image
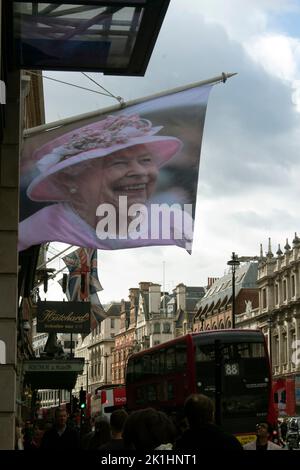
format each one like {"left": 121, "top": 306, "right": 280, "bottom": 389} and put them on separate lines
{"left": 88, "top": 303, "right": 120, "bottom": 394}
{"left": 193, "top": 263, "right": 259, "bottom": 331}
{"left": 111, "top": 289, "right": 139, "bottom": 385}
{"left": 0, "top": 5, "right": 45, "bottom": 445}
{"left": 236, "top": 236, "right": 300, "bottom": 415}
{"left": 111, "top": 282, "right": 205, "bottom": 384}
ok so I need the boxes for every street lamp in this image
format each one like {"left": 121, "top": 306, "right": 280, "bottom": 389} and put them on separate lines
{"left": 85, "top": 360, "right": 90, "bottom": 394}
{"left": 103, "top": 353, "right": 110, "bottom": 385}
{"left": 267, "top": 317, "right": 273, "bottom": 370}
{"left": 227, "top": 252, "right": 240, "bottom": 329}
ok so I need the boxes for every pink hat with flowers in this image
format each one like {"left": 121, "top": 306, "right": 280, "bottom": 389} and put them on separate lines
{"left": 27, "top": 114, "right": 182, "bottom": 202}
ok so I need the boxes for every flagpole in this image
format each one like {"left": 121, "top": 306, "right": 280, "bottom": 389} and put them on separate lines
{"left": 37, "top": 244, "right": 74, "bottom": 270}
{"left": 24, "top": 72, "right": 237, "bottom": 137}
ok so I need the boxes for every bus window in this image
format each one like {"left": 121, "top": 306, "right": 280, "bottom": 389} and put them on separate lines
{"left": 167, "top": 382, "right": 175, "bottom": 400}
{"left": 142, "top": 355, "right": 151, "bottom": 374}
{"left": 175, "top": 342, "right": 187, "bottom": 370}
{"left": 222, "top": 343, "right": 265, "bottom": 360}
{"left": 159, "top": 350, "right": 165, "bottom": 374}
{"left": 196, "top": 344, "right": 215, "bottom": 362}
{"left": 152, "top": 352, "right": 160, "bottom": 375}
{"left": 134, "top": 357, "right": 143, "bottom": 380}
{"left": 147, "top": 384, "right": 157, "bottom": 402}
{"left": 126, "top": 359, "right": 134, "bottom": 383}
{"left": 136, "top": 386, "right": 146, "bottom": 405}
{"left": 166, "top": 347, "right": 175, "bottom": 372}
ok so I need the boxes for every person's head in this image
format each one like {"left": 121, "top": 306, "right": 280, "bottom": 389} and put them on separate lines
{"left": 56, "top": 144, "right": 160, "bottom": 215}
{"left": 27, "top": 114, "right": 182, "bottom": 216}
{"left": 93, "top": 416, "right": 111, "bottom": 447}
{"left": 94, "top": 416, "right": 111, "bottom": 435}
{"left": 110, "top": 409, "right": 128, "bottom": 437}
{"left": 256, "top": 422, "right": 273, "bottom": 440}
{"left": 184, "top": 394, "right": 214, "bottom": 429}
{"left": 122, "top": 408, "right": 176, "bottom": 450}
{"left": 55, "top": 408, "right": 68, "bottom": 429}
{"left": 32, "top": 424, "right": 44, "bottom": 446}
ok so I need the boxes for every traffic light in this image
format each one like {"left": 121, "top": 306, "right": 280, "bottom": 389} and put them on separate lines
{"left": 79, "top": 387, "right": 86, "bottom": 410}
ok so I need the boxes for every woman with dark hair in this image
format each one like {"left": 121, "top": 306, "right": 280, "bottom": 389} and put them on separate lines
{"left": 86, "top": 416, "right": 111, "bottom": 450}
{"left": 123, "top": 408, "right": 176, "bottom": 451}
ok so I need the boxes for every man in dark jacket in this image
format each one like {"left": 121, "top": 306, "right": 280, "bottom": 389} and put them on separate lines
{"left": 175, "top": 394, "right": 243, "bottom": 451}
{"left": 40, "top": 408, "right": 79, "bottom": 449}
{"left": 99, "top": 409, "right": 128, "bottom": 451}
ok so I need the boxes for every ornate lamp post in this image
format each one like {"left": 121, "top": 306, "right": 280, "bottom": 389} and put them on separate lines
{"left": 85, "top": 360, "right": 90, "bottom": 393}
{"left": 227, "top": 252, "right": 240, "bottom": 329}
{"left": 267, "top": 317, "right": 273, "bottom": 370}
{"left": 104, "top": 353, "right": 110, "bottom": 385}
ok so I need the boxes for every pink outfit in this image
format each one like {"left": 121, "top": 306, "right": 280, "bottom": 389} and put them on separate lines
{"left": 18, "top": 203, "right": 193, "bottom": 252}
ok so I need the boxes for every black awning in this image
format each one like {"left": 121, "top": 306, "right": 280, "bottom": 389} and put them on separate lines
{"left": 23, "top": 358, "right": 84, "bottom": 389}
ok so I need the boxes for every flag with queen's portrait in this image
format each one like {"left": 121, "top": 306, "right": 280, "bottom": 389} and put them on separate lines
{"left": 18, "top": 77, "right": 229, "bottom": 253}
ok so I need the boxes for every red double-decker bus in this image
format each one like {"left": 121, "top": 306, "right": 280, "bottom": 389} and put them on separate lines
{"left": 125, "top": 329, "right": 276, "bottom": 444}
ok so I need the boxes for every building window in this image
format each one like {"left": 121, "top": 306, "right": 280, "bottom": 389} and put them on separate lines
{"left": 291, "top": 275, "right": 296, "bottom": 298}
{"left": 283, "top": 279, "right": 287, "bottom": 301}
{"left": 163, "top": 323, "right": 171, "bottom": 334}
{"left": 292, "top": 332, "right": 296, "bottom": 366}
{"left": 282, "top": 332, "right": 287, "bottom": 364}
{"left": 262, "top": 288, "right": 267, "bottom": 309}
{"left": 153, "top": 323, "right": 160, "bottom": 334}
{"left": 275, "top": 283, "right": 279, "bottom": 305}
{"left": 274, "top": 336, "right": 279, "bottom": 366}
{"left": 111, "top": 318, "right": 115, "bottom": 329}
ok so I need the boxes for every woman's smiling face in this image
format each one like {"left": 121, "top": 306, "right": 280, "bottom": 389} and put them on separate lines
{"left": 76, "top": 144, "right": 159, "bottom": 209}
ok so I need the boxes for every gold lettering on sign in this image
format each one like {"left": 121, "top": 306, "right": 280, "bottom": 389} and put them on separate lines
{"left": 42, "top": 309, "right": 89, "bottom": 323}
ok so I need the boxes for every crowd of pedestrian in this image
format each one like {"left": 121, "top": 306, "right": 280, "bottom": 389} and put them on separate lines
{"left": 15, "top": 393, "right": 288, "bottom": 451}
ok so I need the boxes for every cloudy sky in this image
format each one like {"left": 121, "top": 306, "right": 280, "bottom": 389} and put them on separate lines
{"left": 42, "top": 0, "right": 300, "bottom": 304}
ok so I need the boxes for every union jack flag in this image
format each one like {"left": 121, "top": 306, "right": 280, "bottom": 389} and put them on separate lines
{"left": 63, "top": 247, "right": 102, "bottom": 300}
{"left": 62, "top": 248, "right": 105, "bottom": 328}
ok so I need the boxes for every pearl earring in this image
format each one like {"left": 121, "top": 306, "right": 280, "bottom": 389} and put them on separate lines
{"left": 69, "top": 187, "right": 77, "bottom": 194}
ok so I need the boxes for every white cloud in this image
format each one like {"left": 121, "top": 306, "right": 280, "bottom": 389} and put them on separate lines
{"left": 245, "top": 34, "right": 299, "bottom": 81}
